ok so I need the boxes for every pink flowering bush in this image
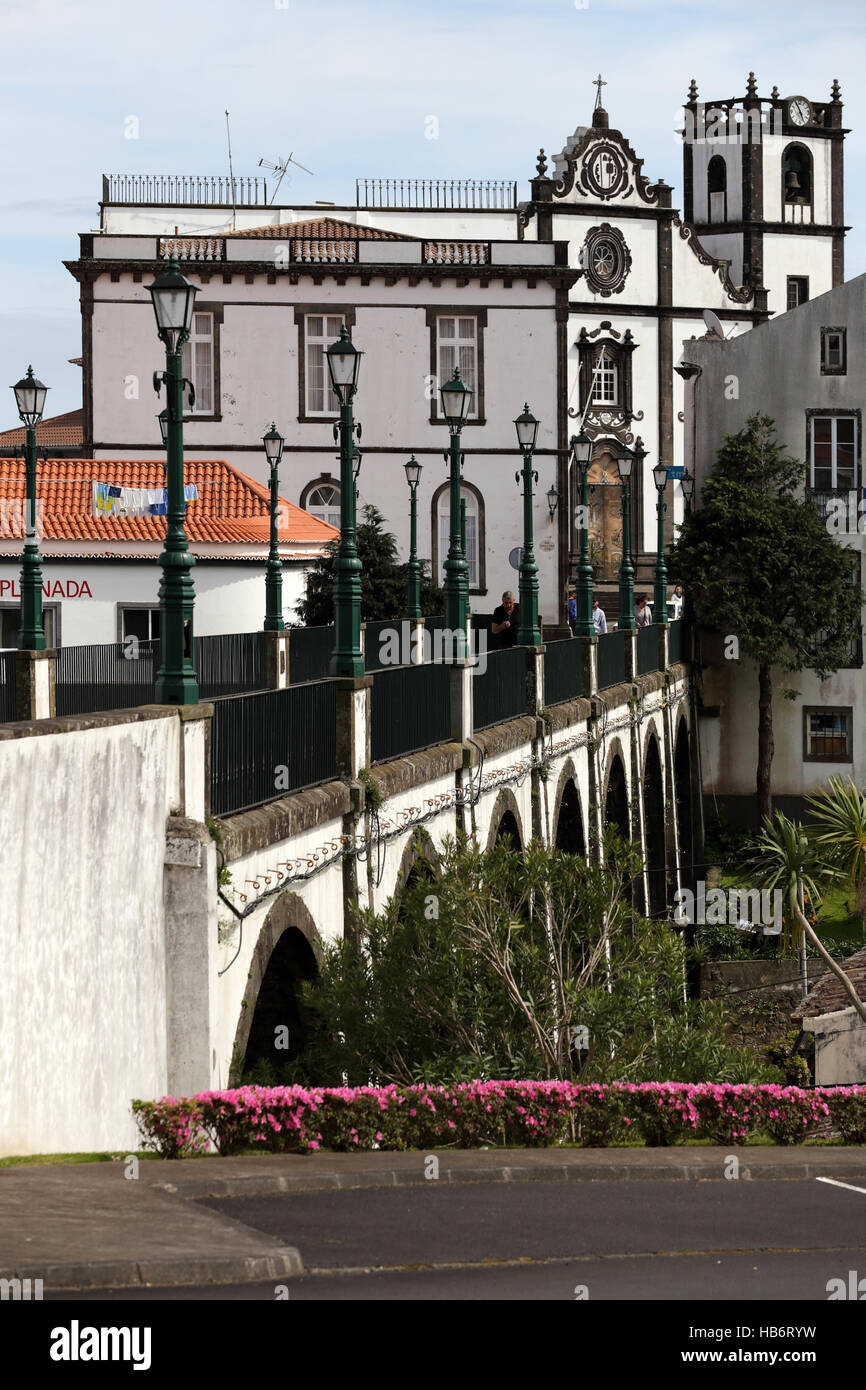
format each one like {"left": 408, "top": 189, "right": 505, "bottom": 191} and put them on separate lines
{"left": 131, "top": 1082, "right": 866, "bottom": 1156}
{"left": 823, "top": 1087, "right": 866, "bottom": 1143}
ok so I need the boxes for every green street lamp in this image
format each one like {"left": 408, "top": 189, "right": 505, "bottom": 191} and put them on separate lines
{"left": 616, "top": 443, "right": 636, "bottom": 632}
{"left": 11, "top": 367, "right": 49, "bottom": 650}
{"left": 157, "top": 408, "right": 169, "bottom": 447}
{"left": 514, "top": 404, "right": 541, "bottom": 647}
{"left": 570, "top": 429, "right": 594, "bottom": 637}
{"left": 326, "top": 326, "right": 364, "bottom": 677}
{"left": 263, "top": 424, "right": 285, "bottom": 632}
{"left": 439, "top": 366, "right": 473, "bottom": 653}
{"left": 147, "top": 256, "right": 199, "bottom": 704}
{"left": 546, "top": 484, "right": 558, "bottom": 520}
{"left": 404, "top": 455, "right": 423, "bottom": 621}
{"left": 652, "top": 459, "right": 669, "bottom": 625}
{"left": 681, "top": 468, "right": 695, "bottom": 511}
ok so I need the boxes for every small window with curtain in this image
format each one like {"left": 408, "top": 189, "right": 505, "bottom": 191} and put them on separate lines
{"left": 436, "top": 317, "right": 478, "bottom": 418}
{"left": 182, "top": 312, "right": 215, "bottom": 414}
{"left": 305, "top": 314, "right": 345, "bottom": 415}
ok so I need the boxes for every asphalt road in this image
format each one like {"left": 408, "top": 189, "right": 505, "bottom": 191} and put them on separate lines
{"left": 51, "top": 1177, "right": 866, "bottom": 1301}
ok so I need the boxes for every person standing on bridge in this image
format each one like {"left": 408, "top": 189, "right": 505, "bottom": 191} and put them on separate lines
{"left": 491, "top": 591, "right": 520, "bottom": 649}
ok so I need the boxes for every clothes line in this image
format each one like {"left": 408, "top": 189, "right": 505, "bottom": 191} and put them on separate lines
{"left": 92, "top": 482, "right": 198, "bottom": 518}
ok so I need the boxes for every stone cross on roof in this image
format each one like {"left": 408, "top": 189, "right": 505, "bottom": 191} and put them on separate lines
{"left": 593, "top": 73, "right": 607, "bottom": 110}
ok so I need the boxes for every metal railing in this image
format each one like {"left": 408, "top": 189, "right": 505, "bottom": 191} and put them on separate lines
{"left": 0, "top": 651, "right": 17, "bottom": 722}
{"left": 637, "top": 625, "right": 658, "bottom": 676}
{"left": 196, "top": 632, "right": 269, "bottom": 698}
{"left": 288, "top": 625, "right": 334, "bottom": 685}
{"left": 55, "top": 640, "right": 159, "bottom": 715}
{"left": 807, "top": 487, "right": 855, "bottom": 524}
{"left": 474, "top": 646, "right": 527, "bottom": 729}
{"left": 356, "top": 178, "right": 518, "bottom": 209}
{"left": 103, "top": 174, "right": 269, "bottom": 205}
{"left": 597, "top": 631, "right": 627, "bottom": 690}
{"left": 370, "top": 661, "right": 452, "bottom": 762}
{"left": 544, "top": 636, "right": 583, "bottom": 705}
{"left": 210, "top": 681, "right": 338, "bottom": 816}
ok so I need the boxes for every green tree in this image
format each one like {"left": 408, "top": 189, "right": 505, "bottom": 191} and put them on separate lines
{"left": 296, "top": 503, "right": 443, "bottom": 625}
{"left": 668, "top": 415, "right": 862, "bottom": 824}
{"left": 282, "top": 834, "right": 767, "bottom": 1087}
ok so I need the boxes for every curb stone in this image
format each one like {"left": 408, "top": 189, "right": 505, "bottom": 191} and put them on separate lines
{"left": 11, "top": 1248, "right": 303, "bottom": 1292}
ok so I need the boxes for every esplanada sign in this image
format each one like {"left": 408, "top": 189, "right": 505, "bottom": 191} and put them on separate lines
{"left": 0, "top": 578, "right": 93, "bottom": 599}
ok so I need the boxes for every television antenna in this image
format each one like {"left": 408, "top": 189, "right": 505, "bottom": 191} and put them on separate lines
{"left": 703, "top": 308, "right": 740, "bottom": 341}
{"left": 258, "top": 153, "right": 314, "bottom": 203}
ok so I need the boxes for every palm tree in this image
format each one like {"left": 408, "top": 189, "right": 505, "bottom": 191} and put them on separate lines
{"left": 806, "top": 776, "right": 866, "bottom": 915}
{"left": 746, "top": 811, "right": 866, "bottom": 1023}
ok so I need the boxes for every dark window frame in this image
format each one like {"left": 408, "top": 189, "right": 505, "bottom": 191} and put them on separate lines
{"left": 425, "top": 307, "right": 488, "bottom": 428}
{"left": 802, "top": 705, "right": 853, "bottom": 763}
{"left": 787, "top": 275, "right": 809, "bottom": 310}
{"left": 707, "top": 154, "right": 728, "bottom": 224}
{"left": 116, "top": 603, "right": 161, "bottom": 643}
{"left": 294, "top": 306, "right": 357, "bottom": 424}
{"left": 821, "top": 326, "right": 847, "bottom": 376}
{"left": 0, "top": 601, "right": 61, "bottom": 648}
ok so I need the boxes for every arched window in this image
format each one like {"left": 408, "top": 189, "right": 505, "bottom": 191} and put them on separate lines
{"left": 783, "top": 144, "right": 812, "bottom": 207}
{"left": 591, "top": 348, "right": 618, "bottom": 405}
{"left": 433, "top": 482, "right": 484, "bottom": 591}
{"left": 707, "top": 155, "right": 727, "bottom": 223}
{"left": 302, "top": 481, "right": 341, "bottom": 530}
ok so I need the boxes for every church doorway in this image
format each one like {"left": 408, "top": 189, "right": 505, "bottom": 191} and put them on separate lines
{"left": 588, "top": 450, "right": 623, "bottom": 583}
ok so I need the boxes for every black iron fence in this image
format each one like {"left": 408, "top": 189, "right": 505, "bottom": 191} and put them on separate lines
{"left": 365, "top": 619, "right": 404, "bottom": 672}
{"left": 597, "top": 631, "right": 627, "bottom": 690}
{"left": 196, "top": 631, "right": 268, "bottom": 698}
{"left": 370, "top": 660, "right": 452, "bottom": 762}
{"left": 473, "top": 646, "right": 527, "bottom": 729}
{"left": 210, "top": 681, "right": 338, "bottom": 817}
{"left": 637, "top": 625, "right": 658, "bottom": 676}
{"left": 288, "top": 625, "right": 334, "bottom": 685}
{"left": 668, "top": 619, "right": 683, "bottom": 664}
{"left": 55, "top": 640, "right": 159, "bottom": 715}
{"left": 0, "top": 651, "right": 17, "bottom": 723}
{"left": 544, "top": 636, "right": 583, "bottom": 706}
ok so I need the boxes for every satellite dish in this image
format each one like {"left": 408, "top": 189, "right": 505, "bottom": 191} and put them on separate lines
{"left": 703, "top": 309, "right": 726, "bottom": 340}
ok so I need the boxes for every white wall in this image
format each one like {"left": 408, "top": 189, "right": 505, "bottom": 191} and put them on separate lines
{"left": 0, "top": 713, "right": 181, "bottom": 1155}
{"left": 0, "top": 559, "right": 308, "bottom": 646}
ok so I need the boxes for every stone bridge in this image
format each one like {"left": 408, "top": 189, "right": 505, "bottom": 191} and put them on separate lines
{"left": 0, "top": 627, "right": 699, "bottom": 1154}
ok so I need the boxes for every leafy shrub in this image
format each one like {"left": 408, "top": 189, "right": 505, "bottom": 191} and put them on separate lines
{"left": 823, "top": 1087, "right": 866, "bottom": 1143}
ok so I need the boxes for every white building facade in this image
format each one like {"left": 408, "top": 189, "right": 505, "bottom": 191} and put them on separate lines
{"left": 67, "top": 75, "right": 846, "bottom": 624}
{"left": 682, "top": 272, "right": 865, "bottom": 820}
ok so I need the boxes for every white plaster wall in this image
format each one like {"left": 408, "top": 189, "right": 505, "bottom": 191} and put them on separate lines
{"left": 690, "top": 140, "right": 743, "bottom": 225}
{"left": 758, "top": 232, "right": 835, "bottom": 325}
{"left": 0, "top": 714, "right": 181, "bottom": 1156}
{"left": 365, "top": 769, "right": 459, "bottom": 919}
{"left": 0, "top": 559, "right": 307, "bottom": 646}
{"left": 689, "top": 274, "right": 866, "bottom": 799}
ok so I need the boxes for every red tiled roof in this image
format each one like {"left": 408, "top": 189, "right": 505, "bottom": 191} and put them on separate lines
{"left": 0, "top": 457, "right": 338, "bottom": 550}
{"left": 0, "top": 409, "right": 84, "bottom": 449}
{"left": 230, "top": 216, "right": 413, "bottom": 241}
{"left": 793, "top": 946, "right": 866, "bottom": 1022}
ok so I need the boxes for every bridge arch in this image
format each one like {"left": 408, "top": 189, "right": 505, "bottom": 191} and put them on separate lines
{"left": 392, "top": 827, "right": 438, "bottom": 915}
{"left": 229, "top": 892, "right": 323, "bottom": 1085}
{"left": 553, "top": 760, "right": 586, "bottom": 857}
{"left": 602, "top": 739, "right": 631, "bottom": 844}
{"left": 486, "top": 786, "right": 524, "bottom": 852}
{"left": 642, "top": 728, "right": 667, "bottom": 919}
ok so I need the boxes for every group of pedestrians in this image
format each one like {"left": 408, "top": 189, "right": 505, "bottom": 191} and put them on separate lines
{"left": 567, "top": 587, "right": 683, "bottom": 635}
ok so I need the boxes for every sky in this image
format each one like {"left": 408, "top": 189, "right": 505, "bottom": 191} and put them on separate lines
{"left": 0, "top": 0, "right": 863, "bottom": 419}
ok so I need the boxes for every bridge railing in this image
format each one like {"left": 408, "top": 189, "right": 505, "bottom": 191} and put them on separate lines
{"left": 53, "top": 633, "right": 269, "bottom": 714}
{"left": 474, "top": 646, "right": 527, "bottom": 729}
{"left": 210, "top": 681, "right": 338, "bottom": 816}
{"left": 636, "top": 624, "right": 657, "bottom": 676}
{"left": 544, "top": 635, "right": 583, "bottom": 705}
{"left": 596, "top": 631, "right": 628, "bottom": 689}
{"left": 370, "top": 660, "right": 452, "bottom": 762}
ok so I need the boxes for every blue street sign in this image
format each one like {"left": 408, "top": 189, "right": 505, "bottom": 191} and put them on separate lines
{"left": 667, "top": 466, "right": 685, "bottom": 479}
